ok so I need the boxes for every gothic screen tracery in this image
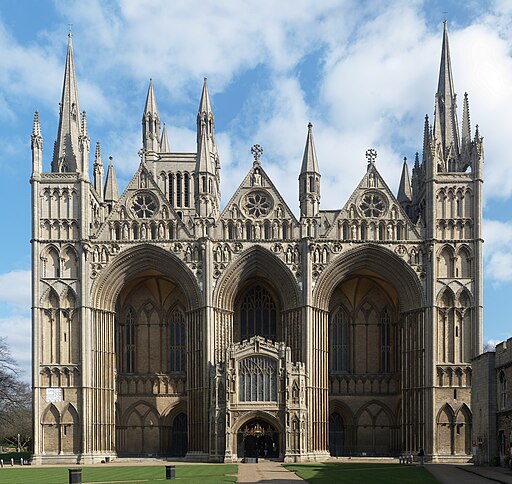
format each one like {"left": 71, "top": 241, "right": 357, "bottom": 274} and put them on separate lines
{"left": 239, "top": 356, "right": 277, "bottom": 402}
{"left": 239, "top": 285, "right": 278, "bottom": 341}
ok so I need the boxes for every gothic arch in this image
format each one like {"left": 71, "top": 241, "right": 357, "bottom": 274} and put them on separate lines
{"left": 233, "top": 409, "right": 284, "bottom": 434}
{"left": 314, "top": 244, "right": 423, "bottom": 312}
{"left": 214, "top": 245, "right": 301, "bottom": 311}
{"left": 91, "top": 244, "right": 201, "bottom": 311}
{"left": 437, "top": 245, "right": 455, "bottom": 278}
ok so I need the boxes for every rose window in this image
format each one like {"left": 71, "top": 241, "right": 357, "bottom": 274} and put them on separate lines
{"left": 244, "top": 191, "right": 272, "bottom": 218}
{"left": 132, "top": 193, "right": 157, "bottom": 218}
{"left": 359, "top": 192, "right": 386, "bottom": 218}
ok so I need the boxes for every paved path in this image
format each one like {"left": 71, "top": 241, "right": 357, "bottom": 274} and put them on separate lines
{"left": 238, "top": 459, "right": 304, "bottom": 483}
{"left": 426, "top": 464, "right": 512, "bottom": 484}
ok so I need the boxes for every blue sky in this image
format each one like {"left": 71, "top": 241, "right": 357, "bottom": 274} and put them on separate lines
{"left": 1, "top": 0, "right": 512, "bottom": 377}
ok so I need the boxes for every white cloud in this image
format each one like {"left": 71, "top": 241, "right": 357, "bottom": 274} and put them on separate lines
{"left": 0, "top": 270, "right": 31, "bottom": 309}
{"left": 483, "top": 219, "right": 512, "bottom": 283}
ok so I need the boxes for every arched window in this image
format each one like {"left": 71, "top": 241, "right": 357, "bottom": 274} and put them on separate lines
{"left": 239, "top": 356, "right": 277, "bottom": 402}
{"left": 342, "top": 223, "right": 349, "bottom": 240}
{"left": 282, "top": 221, "right": 288, "bottom": 240}
{"left": 330, "top": 307, "right": 348, "bottom": 372}
{"left": 329, "top": 412, "right": 344, "bottom": 457}
{"left": 176, "top": 173, "right": 182, "bottom": 206}
{"left": 239, "top": 285, "right": 277, "bottom": 341}
{"left": 184, "top": 173, "right": 190, "bottom": 207}
{"left": 125, "top": 308, "right": 135, "bottom": 373}
{"left": 500, "top": 371, "right": 507, "bottom": 410}
{"left": 168, "top": 173, "right": 174, "bottom": 205}
{"left": 228, "top": 222, "right": 234, "bottom": 240}
{"left": 169, "top": 309, "right": 186, "bottom": 372}
{"left": 380, "top": 309, "right": 391, "bottom": 373}
{"left": 245, "top": 222, "right": 252, "bottom": 240}
{"left": 264, "top": 221, "right": 270, "bottom": 240}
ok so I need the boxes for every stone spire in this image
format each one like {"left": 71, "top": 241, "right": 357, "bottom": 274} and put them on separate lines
{"left": 52, "top": 32, "right": 81, "bottom": 173}
{"left": 142, "top": 79, "right": 161, "bottom": 152}
{"left": 195, "top": 78, "right": 219, "bottom": 218}
{"left": 104, "top": 156, "right": 119, "bottom": 204}
{"left": 299, "top": 122, "right": 321, "bottom": 218}
{"left": 160, "top": 123, "right": 170, "bottom": 152}
{"left": 300, "top": 122, "right": 320, "bottom": 174}
{"left": 397, "top": 157, "right": 412, "bottom": 204}
{"left": 31, "top": 111, "right": 43, "bottom": 175}
{"left": 93, "top": 142, "right": 104, "bottom": 201}
{"left": 433, "top": 20, "right": 460, "bottom": 164}
{"left": 461, "top": 92, "right": 471, "bottom": 149}
{"left": 78, "top": 110, "right": 90, "bottom": 177}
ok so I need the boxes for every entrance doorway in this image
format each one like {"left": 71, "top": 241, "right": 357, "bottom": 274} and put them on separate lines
{"left": 237, "top": 419, "right": 279, "bottom": 459}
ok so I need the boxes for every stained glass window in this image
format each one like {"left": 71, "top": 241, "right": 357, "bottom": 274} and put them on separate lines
{"left": 239, "top": 285, "right": 277, "bottom": 341}
{"left": 239, "top": 357, "right": 277, "bottom": 402}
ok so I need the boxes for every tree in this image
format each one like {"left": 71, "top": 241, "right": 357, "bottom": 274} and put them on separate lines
{"left": 0, "top": 337, "right": 32, "bottom": 451}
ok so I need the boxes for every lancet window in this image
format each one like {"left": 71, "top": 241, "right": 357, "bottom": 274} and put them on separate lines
{"left": 239, "top": 356, "right": 277, "bottom": 402}
{"left": 330, "top": 306, "right": 349, "bottom": 372}
{"left": 125, "top": 308, "right": 135, "bottom": 373}
{"left": 239, "top": 285, "right": 277, "bottom": 341}
{"left": 169, "top": 309, "right": 186, "bottom": 372}
{"left": 499, "top": 371, "right": 507, "bottom": 410}
{"left": 380, "top": 309, "right": 391, "bottom": 372}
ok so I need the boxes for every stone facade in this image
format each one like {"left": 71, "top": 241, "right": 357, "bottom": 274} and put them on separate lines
{"left": 472, "top": 339, "right": 512, "bottom": 466}
{"left": 31, "top": 23, "right": 483, "bottom": 464}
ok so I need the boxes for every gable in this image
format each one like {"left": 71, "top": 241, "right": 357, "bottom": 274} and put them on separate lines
{"left": 325, "top": 163, "right": 421, "bottom": 240}
{"left": 94, "top": 161, "right": 191, "bottom": 241}
{"left": 219, "top": 162, "right": 298, "bottom": 227}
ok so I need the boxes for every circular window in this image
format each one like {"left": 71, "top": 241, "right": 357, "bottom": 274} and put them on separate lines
{"left": 132, "top": 193, "right": 158, "bottom": 218}
{"left": 243, "top": 191, "right": 273, "bottom": 218}
{"left": 359, "top": 192, "right": 386, "bottom": 218}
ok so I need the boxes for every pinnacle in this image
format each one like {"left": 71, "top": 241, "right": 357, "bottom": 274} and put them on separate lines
{"left": 301, "top": 122, "right": 320, "bottom": 174}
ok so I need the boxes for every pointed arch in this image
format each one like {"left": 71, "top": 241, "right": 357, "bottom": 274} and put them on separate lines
{"left": 457, "top": 245, "right": 472, "bottom": 278}
{"left": 437, "top": 245, "right": 454, "bottom": 278}
{"left": 44, "top": 245, "right": 60, "bottom": 278}
{"left": 62, "top": 245, "right": 78, "bottom": 278}
{"left": 214, "top": 245, "right": 301, "bottom": 311}
{"left": 91, "top": 244, "right": 201, "bottom": 311}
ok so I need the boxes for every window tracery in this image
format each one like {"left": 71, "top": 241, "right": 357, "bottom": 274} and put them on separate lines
{"left": 243, "top": 190, "right": 272, "bottom": 218}
{"left": 239, "top": 356, "right": 277, "bottom": 402}
{"left": 380, "top": 309, "right": 391, "bottom": 372}
{"left": 359, "top": 192, "right": 386, "bottom": 218}
{"left": 330, "top": 306, "right": 349, "bottom": 372}
{"left": 132, "top": 193, "right": 157, "bottom": 218}
{"left": 169, "top": 309, "right": 186, "bottom": 372}
{"left": 239, "top": 285, "right": 277, "bottom": 341}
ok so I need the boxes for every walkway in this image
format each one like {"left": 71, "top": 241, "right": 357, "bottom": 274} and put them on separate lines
{"left": 238, "top": 459, "right": 304, "bottom": 483}
{"left": 426, "top": 464, "right": 512, "bottom": 484}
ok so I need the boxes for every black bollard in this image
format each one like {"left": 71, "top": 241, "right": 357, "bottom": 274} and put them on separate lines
{"left": 165, "top": 465, "right": 176, "bottom": 480}
{"left": 69, "top": 468, "right": 82, "bottom": 484}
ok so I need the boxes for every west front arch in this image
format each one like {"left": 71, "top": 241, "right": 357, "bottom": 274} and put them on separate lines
{"left": 313, "top": 244, "right": 426, "bottom": 456}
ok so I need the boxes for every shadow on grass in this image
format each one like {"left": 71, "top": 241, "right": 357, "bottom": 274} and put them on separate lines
{"left": 0, "top": 464, "right": 238, "bottom": 484}
{"left": 285, "top": 463, "right": 440, "bottom": 484}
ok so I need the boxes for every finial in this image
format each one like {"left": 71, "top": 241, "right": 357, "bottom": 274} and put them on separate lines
{"left": 251, "top": 144, "right": 263, "bottom": 165}
{"left": 365, "top": 148, "right": 377, "bottom": 165}
{"left": 308, "top": 122, "right": 313, "bottom": 129}
{"left": 109, "top": 155, "right": 113, "bottom": 166}
{"left": 68, "top": 24, "right": 73, "bottom": 38}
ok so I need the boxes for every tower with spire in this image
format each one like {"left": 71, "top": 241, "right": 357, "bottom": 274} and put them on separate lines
{"left": 31, "top": 23, "right": 483, "bottom": 465}
{"left": 299, "top": 122, "right": 321, "bottom": 225}
{"left": 194, "top": 78, "right": 220, "bottom": 219}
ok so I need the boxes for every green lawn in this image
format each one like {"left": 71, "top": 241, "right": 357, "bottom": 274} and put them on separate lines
{"left": 0, "top": 464, "right": 238, "bottom": 483}
{"left": 285, "top": 463, "right": 439, "bottom": 483}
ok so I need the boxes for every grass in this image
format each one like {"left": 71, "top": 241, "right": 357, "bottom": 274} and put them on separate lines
{"left": 0, "top": 464, "right": 238, "bottom": 483}
{"left": 285, "top": 463, "right": 440, "bottom": 483}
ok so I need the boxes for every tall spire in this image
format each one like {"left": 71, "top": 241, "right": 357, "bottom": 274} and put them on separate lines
{"left": 397, "top": 157, "right": 412, "bottom": 204}
{"left": 197, "top": 78, "right": 216, "bottom": 150}
{"left": 93, "top": 141, "right": 104, "bottom": 200}
{"left": 104, "top": 156, "right": 119, "bottom": 204}
{"left": 300, "top": 122, "right": 320, "bottom": 174}
{"left": 461, "top": 92, "right": 471, "bottom": 148}
{"left": 299, "top": 122, "right": 321, "bottom": 218}
{"left": 195, "top": 78, "right": 219, "bottom": 218}
{"left": 52, "top": 32, "right": 81, "bottom": 173}
{"left": 31, "top": 111, "right": 43, "bottom": 175}
{"left": 160, "top": 123, "right": 170, "bottom": 152}
{"left": 142, "top": 79, "right": 161, "bottom": 152}
{"left": 433, "top": 20, "right": 460, "bottom": 163}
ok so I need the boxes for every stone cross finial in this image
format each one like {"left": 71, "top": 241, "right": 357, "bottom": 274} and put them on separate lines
{"left": 251, "top": 144, "right": 263, "bottom": 165}
{"left": 365, "top": 148, "right": 377, "bottom": 165}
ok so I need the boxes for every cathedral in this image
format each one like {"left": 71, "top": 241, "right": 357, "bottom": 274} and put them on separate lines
{"left": 31, "top": 22, "right": 483, "bottom": 464}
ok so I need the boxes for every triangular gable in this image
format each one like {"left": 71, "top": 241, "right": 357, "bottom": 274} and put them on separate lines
{"left": 219, "top": 162, "right": 298, "bottom": 226}
{"left": 94, "top": 161, "right": 191, "bottom": 241}
{"left": 325, "top": 163, "right": 421, "bottom": 240}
